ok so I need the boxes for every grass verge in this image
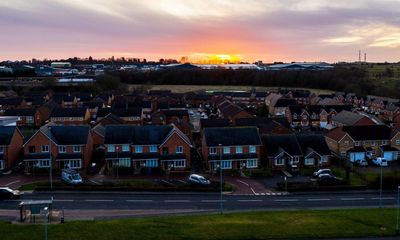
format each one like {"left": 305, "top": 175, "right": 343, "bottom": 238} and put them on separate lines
{"left": 1, "top": 208, "right": 399, "bottom": 240}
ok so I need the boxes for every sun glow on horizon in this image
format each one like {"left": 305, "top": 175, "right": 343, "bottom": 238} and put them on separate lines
{"left": 188, "top": 53, "right": 243, "bottom": 64}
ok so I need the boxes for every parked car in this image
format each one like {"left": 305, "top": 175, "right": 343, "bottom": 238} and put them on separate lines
{"left": 188, "top": 174, "right": 210, "bottom": 185}
{"left": 0, "top": 187, "right": 21, "bottom": 200}
{"left": 372, "top": 158, "right": 388, "bottom": 167}
{"left": 61, "top": 169, "right": 83, "bottom": 185}
{"left": 354, "top": 159, "right": 368, "bottom": 166}
{"left": 313, "top": 169, "right": 332, "bottom": 178}
{"left": 317, "top": 174, "right": 340, "bottom": 185}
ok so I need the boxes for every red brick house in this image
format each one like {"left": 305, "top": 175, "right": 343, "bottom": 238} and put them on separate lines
{"left": 50, "top": 107, "right": 90, "bottom": 125}
{"left": 202, "top": 127, "right": 262, "bottom": 170}
{"left": 3, "top": 107, "right": 51, "bottom": 127}
{"left": 0, "top": 126, "right": 24, "bottom": 171}
{"left": 104, "top": 124, "right": 192, "bottom": 173}
{"left": 23, "top": 124, "right": 93, "bottom": 171}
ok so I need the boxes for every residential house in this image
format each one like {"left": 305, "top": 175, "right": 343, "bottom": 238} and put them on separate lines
{"left": 262, "top": 134, "right": 302, "bottom": 171}
{"left": 325, "top": 125, "right": 399, "bottom": 162}
{"left": 50, "top": 107, "right": 90, "bottom": 125}
{"left": 331, "top": 110, "right": 376, "bottom": 127}
{"left": 104, "top": 125, "right": 192, "bottom": 173}
{"left": 23, "top": 124, "right": 93, "bottom": 171}
{"left": 202, "top": 127, "right": 262, "bottom": 170}
{"left": 296, "top": 134, "right": 331, "bottom": 167}
{"left": 234, "top": 117, "right": 292, "bottom": 135}
{"left": 3, "top": 107, "right": 51, "bottom": 127}
{"left": 0, "top": 126, "right": 24, "bottom": 170}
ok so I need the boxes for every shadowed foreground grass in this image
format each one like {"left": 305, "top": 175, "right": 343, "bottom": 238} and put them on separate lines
{"left": 0, "top": 208, "right": 398, "bottom": 240}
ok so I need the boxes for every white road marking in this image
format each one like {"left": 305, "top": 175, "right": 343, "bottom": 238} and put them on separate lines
{"left": 5, "top": 180, "right": 20, "bottom": 186}
{"left": 201, "top": 200, "right": 227, "bottom": 203}
{"left": 371, "top": 197, "right": 395, "bottom": 200}
{"left": 126, "top": 200, "right": 153, "bottom": 202}
{"left": 237, "top": 199, "right": 262, "bottom": 202}
{"left": 237, "top": 180, "right": 249, "bottom": 187}
{"left": 307, "top": 198, "right": 331, "bottom": 201}
{"left": 274, "top": 199, "right": 298, "bottom": 202}
{"left": 340, "top": 198, "right": 364, "bottom": 201}
{"left": 164, "top": 200, "right": 191, "bottom": 203}
{"left": 250, "top": 187, "right": 257, "bottom": 195}
{"left": 84, "top": 199, "right": 114, "bottom": 202}
{"left": 53, "top": 199, "right": 74, "bottom": 202}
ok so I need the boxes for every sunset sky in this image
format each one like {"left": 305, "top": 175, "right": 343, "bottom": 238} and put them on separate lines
{"left": 0, "top": 0, "right": 399, "bottom": 63}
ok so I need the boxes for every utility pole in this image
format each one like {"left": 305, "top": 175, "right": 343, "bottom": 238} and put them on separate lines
{"left": 219, "top": 143, "right": 223, "bottom": 214}
{"left": 48, "top": 126, "right": 53, "bottom": 191}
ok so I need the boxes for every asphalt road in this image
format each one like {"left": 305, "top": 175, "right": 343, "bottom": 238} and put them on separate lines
{"left": 1, "top": 191, "right": 399, "bottom": 211}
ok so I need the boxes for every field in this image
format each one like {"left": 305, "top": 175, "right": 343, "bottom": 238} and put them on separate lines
{"left": 128, "top": 84, "right": 334, "bottom": 95}
{"left": 1, "top": 208, "right": 398, "bottom": 240}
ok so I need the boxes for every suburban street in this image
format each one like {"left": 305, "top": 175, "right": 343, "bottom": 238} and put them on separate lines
{"left": 0, "top": 191, "right": 398, "bottom": 213}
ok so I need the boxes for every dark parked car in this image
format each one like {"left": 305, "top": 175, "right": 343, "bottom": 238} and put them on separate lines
{"left": 0, "top": 187, "right": 21, "bottom": 200}
{"left": 317, "top": 174, "right": 341, "bottom": 186}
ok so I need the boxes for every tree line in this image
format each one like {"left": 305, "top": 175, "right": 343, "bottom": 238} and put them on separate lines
{"left": 111, "top": 66, "right": 398, "bottom": 98}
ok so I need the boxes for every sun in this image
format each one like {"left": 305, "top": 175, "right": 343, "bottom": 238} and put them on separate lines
{"left": 189, "top": 53, "right": 242, "bottom": 64}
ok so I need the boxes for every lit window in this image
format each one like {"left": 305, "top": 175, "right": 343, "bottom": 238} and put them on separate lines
{"left": 249, "top": 146, "right": 256, "bottom": 153}
{"left": 149, "top": 145, "right": 157, "bottom": 153}
{"left": 209, "top": 147, "right": 217, "bottom": 155}
{"left": 122, "top": 145, "right": 130, "bottom": 152}
{"left": 223, "top": 147, "right": 230, "bottom": 154}
{"left": 108, "top": 144, "right": 115, "bottom": 152}
{"left": 236, "top": 146, "right": 243, "bottom": 154}
{"left": 135, "top": 146, "right": 143, "bottom": 153}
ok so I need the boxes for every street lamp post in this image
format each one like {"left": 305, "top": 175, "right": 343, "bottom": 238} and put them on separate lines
{"left": 48, "top": 127, "right": 53, "bottom": 191}
{"left": 116, "top": 146, "right": 119, "bottom": 179}
{"left": 396, "top": 185, "right": 400, "bottom": 234}
{"left": 43, "top": 206, "right": 49, "bottom": 240}
{"left": 379, "top": 164, "right": 383, "bottom": 208}
{"left": 218, "top": 143, "right": 223, "bottom": 214}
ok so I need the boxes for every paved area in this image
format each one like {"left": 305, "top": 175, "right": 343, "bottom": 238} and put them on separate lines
{"left": 0, "top": 174, "right": 48, "bottom": 189}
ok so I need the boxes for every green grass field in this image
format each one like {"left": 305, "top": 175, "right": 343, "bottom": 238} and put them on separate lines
{"left": 1, "top": 208, "right": 398, "bottom": 240}
{"left": 128, "top": 84, "right": 334, "bottom": 95}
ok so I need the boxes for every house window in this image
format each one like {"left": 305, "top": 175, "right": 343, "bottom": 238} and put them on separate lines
{"left": 396, "top": 140, "right": 400, "bottom": 145}
{"left": 221, "top": 160, "right": 232, "bottom": 169}
{"left": 209, "top": 147, "right": 217, "bottom": 155}
{"left": 249, "top": 146, "right": 256, "bottom": 153}
{"left": 135, "top": 146, "right": 143, "bottom": 153}
{"left": 176, "top": 146, "right": 183, "bottom": 153}
{"left": 68, "top": 159, "right": 82, "bottom": 169}
{"left": 293, "top": 157, "right": 300, "bottom": 163}
{"left": 236, "top": 146, "right": 243, "bottom": 154}
{"left": 275, "top": 158, "right": 284, "bottom": 166}
{"left": 246, "top": 159, "right": 258, "bottom": 168}
{"left": 41, "top": 145, "right": 49, "bottom": 152}
{"left": 223, "top": 147, "right": 230, "bottom": 154}
{"left": 122, "top": 144, "right": 130, "bottom": 152}
{"left": 371, "top": 142, "right": 376, "bottom": 146}
{"left": 355, "top": 141, "right": 361, "bottom": 146}
{"left": 108, "top": 144, "right": 115, "bottom": 152}
{"left": 382, "top": 141, "right": 389, "bottom": 145}
{"left": 344, "top": 141, "right": 349, "bottom": 147}
{"left": 173, "top": 160, "right": 185, "bottom": 168}
{"left": 146, "top": 159, "right": 158, "bottom": 168}
{"left": 0, "top": 160, "right": 4, "bottom": 170}
{"left": 28, "top": 146, "right": 36, "bottom": 153}
{"left": 149, "top": 145, "right": 157, "bottom": 153}
{"left": 39, "top": 160, "right": 50, "bottom": 168}
{"left": 304, "top": 158, "right": 315, "bottom": 165}
{"left": 0, "top": 147, "right": 4, "bottom": 154}
{"left": 73, "top": 146, "right": 81, "bottom": 153}
{"left": 58, "top": 146, "right": 66, "bottom": 153}
{"left": 26, "top": 116, "right": 33, "bottom": 124}
{"left": 118, "top": 158, "right": 131, "bottom": 167}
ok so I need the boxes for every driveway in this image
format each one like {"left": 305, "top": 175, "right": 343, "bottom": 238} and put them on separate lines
{"left": 222, "top": 175, "right": 281, "bottom": 195}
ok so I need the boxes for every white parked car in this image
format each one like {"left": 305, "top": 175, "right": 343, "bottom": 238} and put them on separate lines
{"left": 372, "top": 158, "right": 388, "bottom": 167}
{"left": 188, "top": 174, "right": 210, "bottom": 185}
{"left": 355, "top": 159, "right": 368, "bottom": 166}
{"left": 313, "top": 169, "right": 332, "bottom": 178}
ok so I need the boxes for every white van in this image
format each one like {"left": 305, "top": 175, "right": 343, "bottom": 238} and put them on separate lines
{"left": 61, "top": 169, "right": 83, "bottom": 185}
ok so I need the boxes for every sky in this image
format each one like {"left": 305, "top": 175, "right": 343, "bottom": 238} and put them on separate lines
{"left": 0, "top": 0, "right": 400, "bottom": 63}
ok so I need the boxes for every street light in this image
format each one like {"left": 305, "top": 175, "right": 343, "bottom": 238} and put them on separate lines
{"left": 43, "top": 206, "right": 49, "bottom": 240}
{"left": 396, "top": 185, "right": 400, "bottom": 234}
{"left": 115, "top": 146, "right": 119, "bottom": 179}
{"left": 379, "top": 164, "right": 383, "bottom": 208}
{"left": 218, "top": 143, "right": 223, "bottom": 214}
{"left": 48, "top": 127, "right": 53, "bottom": 191}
